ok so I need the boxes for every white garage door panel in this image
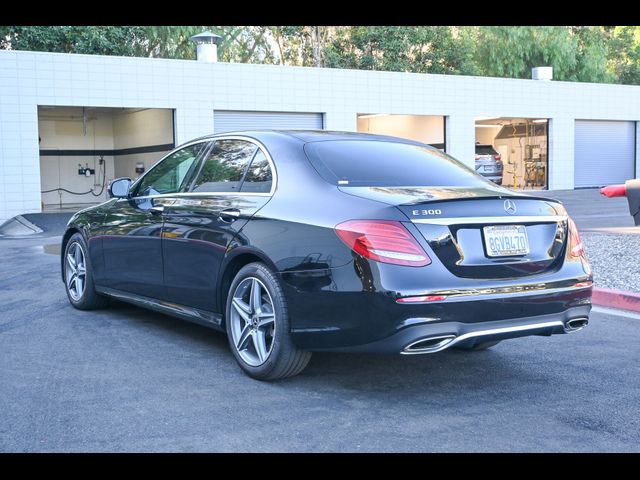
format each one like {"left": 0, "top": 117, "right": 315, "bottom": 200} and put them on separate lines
{"left": 575, "top": 120, "right": 635, "bottom": 187}
{"left": 214, "top": 110, "right": 324, "bottom": 133}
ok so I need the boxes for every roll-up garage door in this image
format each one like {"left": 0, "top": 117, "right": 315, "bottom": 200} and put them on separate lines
{"left": 574, "top": 120, "right": 636, "bottom": 187}
{"left": 214, "top": 110, "right": 324, "bottom": 133}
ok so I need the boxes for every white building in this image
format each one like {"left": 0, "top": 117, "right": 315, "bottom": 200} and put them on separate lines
{"left": 1, "top": 48, "right": 640, "bottom": 224}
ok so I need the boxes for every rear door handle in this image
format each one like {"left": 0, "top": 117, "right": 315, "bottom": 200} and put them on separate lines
{"left": 220, "top": 208, "right": 241, "bottom": 222}
{"left": 150, "top": 206, "right": 165, "bottom": 216}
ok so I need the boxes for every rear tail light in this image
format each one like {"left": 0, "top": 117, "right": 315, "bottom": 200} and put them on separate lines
{"left": 495, "top": 155, "right": 501, "bottom": 161}
{"left": 568, "top": 217, "right": 585, "bottom": 257}
{"left": 335, "top": 220, "right": 432, "bottom": 267}
{"left": 474, "top": 155, "right": 480, "bottom": 160}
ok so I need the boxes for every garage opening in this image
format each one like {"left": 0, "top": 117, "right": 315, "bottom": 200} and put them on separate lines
{"left": 38, "top": 107, "right": 174, "bottom": 210}
{"left": 575, "top": 120, "right": 636, "bottom": 188}
{"left": 475, "top": 117, "right": 548, "bottom": 189}
{"left": 357, "top": 114, "right": 445, "bottom": 150}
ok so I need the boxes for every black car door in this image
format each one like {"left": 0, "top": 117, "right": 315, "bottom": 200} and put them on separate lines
{"left": 161, "top": 137, "right": 275, "bottom": 313}
{"left": 100, "top": 141, "right": 207, "bottom": 299}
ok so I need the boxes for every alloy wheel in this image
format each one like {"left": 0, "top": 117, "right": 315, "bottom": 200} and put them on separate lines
{"left": 65, "top": 242, "right": 87, "bottom": 301}
{"left": 229, "top": 277, "right": 276, "bottom": 366}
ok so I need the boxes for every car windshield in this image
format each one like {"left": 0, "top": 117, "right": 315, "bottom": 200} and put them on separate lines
{"left": 304, "top": 140, "right": 489, "bottom": 187}
{"left": 476, "top": 145, "right": 499, "bottom": 156}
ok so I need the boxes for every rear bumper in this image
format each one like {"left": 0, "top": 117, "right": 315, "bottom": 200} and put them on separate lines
{"left": 281, "top": 261, "right": 593, "bottom": 352}
{"left": 316, "top": 306, "right": 590, "bottom": 354}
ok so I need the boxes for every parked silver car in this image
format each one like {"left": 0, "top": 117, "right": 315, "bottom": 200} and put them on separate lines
{"left": 475, "top": 144, "right": 503, "bottom": 185}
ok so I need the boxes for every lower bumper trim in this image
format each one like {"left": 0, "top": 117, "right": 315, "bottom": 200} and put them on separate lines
{"left": 401, "top": 320, "right": 565, "bottom": 354}
{"left": 311, "top": 306, "right": 591, "bottom": 354}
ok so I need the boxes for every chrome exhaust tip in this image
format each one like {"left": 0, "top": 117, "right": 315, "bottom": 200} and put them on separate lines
{"left": 402, "top": 335, "right": 456, "bottom": 354}
{"left": 564, "top": 317, "right": 589, "bottom": 333}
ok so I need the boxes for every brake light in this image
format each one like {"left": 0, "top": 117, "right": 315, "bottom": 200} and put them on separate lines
{"left": 568, "top": 217, "right": 585, "bottom": 257}
{"left": 474, "top": 155, "right": 480, "bottom": 160}
{"left": 495, "top": 155, "right": 501, "bottom": 161}
{"left": 335, "top": 220, "right": 432, "bottom": 267}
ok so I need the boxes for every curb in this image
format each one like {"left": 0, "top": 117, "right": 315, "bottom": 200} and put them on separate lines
{"left": 592, "top": 287, "right": 640, "bottom": 314}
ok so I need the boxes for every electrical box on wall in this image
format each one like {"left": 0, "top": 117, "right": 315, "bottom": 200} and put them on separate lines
{"left": 77, "top": 167, "right": 95, "bottom": 176}
{"left": 135, "top": 162, "right": 145, "bottom": 174}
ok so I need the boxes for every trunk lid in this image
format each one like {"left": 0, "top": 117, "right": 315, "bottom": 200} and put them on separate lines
{"left": 339, "top": 186, "right": 568, "bottom": 279}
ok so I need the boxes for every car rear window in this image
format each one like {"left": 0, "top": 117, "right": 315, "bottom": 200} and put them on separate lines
{"left": 304, "top": 140, "right": 489, "bottom": 187}
{"left": 476, "top": 145, "right": 499, "bottom": 156}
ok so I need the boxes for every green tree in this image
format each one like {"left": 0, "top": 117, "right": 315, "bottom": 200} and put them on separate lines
{"left": 607, "top": 26, "right": 640, "bottom": 85}
{"left": 0, "top": 26, "right": 145, "bottom": 56}
{"left": 323, "top": 26, "right": 477, "bottom": 74}
{"left": 472, "top": 26, "right": 613, "bottom": 83}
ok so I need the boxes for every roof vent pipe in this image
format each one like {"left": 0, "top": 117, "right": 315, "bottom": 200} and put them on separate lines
{"left": 532, "top": 66, "right": 553, "bottom": 81}
{"left": 190, "top": 31, "right": 223, "bottom": 63}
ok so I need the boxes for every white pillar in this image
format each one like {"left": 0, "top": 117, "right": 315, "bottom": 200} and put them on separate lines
{"left": 445, "top": 114, "right": 476, "bottom": 169}
{"left": 548, "top": 116, "right": 575, "bottom": 190}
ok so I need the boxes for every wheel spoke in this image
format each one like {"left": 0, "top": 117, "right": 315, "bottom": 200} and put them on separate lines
{"left": 236, "top": 324, "right": 252, "bottom": 351}
{"left": 75, "top": 276, "right": 84, "bottom": 296}
{"left": 257, "top": 312, "right": 275, "bottom": 328}
{"left": 232, "top": 298, "right": 251, "bottom": 323}
{"left": 66, "top": 253, "right": 77, "bottom": 273}
{"left": 74, "top": 244, "right": 82, "bottom": 267}
{"left": 253, "top": 329, "right": 268, "bottom": 363}
{"left": 250, "top": 279, "right": 262, "bottom": 315}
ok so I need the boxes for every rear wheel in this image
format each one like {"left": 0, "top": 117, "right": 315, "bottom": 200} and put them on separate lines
{"left": 225, "top": 262, "right": 311, "bottom": 381}
{"left": 455, "top": 340, "right": 501, "bottom": 351}
{"left": 63, "top": 233, "right": 109, "bottom": 310}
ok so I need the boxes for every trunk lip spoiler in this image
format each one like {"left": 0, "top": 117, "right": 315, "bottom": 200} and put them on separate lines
{"left": 410, "top": 215, "right": 567, "bottom": 226}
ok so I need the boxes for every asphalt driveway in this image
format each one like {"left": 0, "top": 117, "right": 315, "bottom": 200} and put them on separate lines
{"left": 1, "top": 234, "right": 639, "bottom": 452}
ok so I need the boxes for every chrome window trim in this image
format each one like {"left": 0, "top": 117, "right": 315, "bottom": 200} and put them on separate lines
{"left": 411, "top": 215, "right": 567, "bottom": 225}
{"left": 126, "top": 135, "right": 278, "bottom": 201}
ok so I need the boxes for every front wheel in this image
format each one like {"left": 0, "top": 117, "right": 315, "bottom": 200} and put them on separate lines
{"left": 225, "top": 262, "right": 311, "bottom": 381}
{"left": 63, "top": 233, "right": 109, "bottom": 310}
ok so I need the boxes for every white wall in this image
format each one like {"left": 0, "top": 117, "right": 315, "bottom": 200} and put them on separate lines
{"left": 3, "top": 50, "right": 640, "bottom": 222}
{"left": 357, "top": 114, "right": 444, "bottom": 145}
{"left": 112, "top": 108, "right": 173, "bottom": 180}
{"left": 38, "top": 108, "right": 115, "bottom": 205}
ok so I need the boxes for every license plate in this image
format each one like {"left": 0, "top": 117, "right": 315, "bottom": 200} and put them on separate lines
{"left": 483, "top": 225, "right": 529, "bottom": 257}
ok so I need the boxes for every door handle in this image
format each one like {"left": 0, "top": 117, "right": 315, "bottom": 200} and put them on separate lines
{"left": 150, "top": 205, "right": 165, "bottom": 216}
{"left": 220, "top": 208, "right": 241, "bottom": 222}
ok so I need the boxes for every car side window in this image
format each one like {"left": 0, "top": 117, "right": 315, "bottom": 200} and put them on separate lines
{"left": 133, "top": 143, "right": 204, "bottom": 197}
{"left": 240, "top": 150, "right": 273, "bottom": 193}
{"left": 191, "top": 140, "right": 257, "bottom": 193}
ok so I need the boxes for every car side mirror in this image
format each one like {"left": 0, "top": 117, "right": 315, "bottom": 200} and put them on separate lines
{"left": 108, "top": 178, "right": 132, "bottom": 199}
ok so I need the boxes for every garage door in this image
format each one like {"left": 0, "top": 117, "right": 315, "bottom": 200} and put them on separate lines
{"left": 575, "top": 120, "right": 636, "bottom": 187}
{"left": 214, "top": 110, "right": 324, "bottom": 133}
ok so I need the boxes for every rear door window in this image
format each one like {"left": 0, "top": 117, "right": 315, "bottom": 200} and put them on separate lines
{"left": 239, "top": 150, "right": 273, "bottom": 193}
{"left": 192, "top": 139, "right": 257, "bottom": 193}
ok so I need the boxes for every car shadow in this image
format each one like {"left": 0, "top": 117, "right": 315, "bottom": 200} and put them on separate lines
{"left": 102, "top": 299, "right": 556, "bottom": 401}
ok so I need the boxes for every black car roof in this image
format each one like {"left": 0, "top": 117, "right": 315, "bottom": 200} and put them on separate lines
{"left": 184, "top": 130, "right": 431, "bottom": 147}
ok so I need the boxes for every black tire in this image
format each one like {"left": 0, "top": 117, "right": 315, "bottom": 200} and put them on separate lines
{"left": 63, "top": 233, "right": 109, "bottom": 310}
{"left": 455, "top": 340, "right": 501, "bottom": 351}
{"left": 225, "top": 262, "right": 311, "bottom": 381}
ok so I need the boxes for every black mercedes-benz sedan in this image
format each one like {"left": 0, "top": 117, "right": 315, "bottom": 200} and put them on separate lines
{"left": 61, "top": 131, "right": 593, "bottom": 380}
